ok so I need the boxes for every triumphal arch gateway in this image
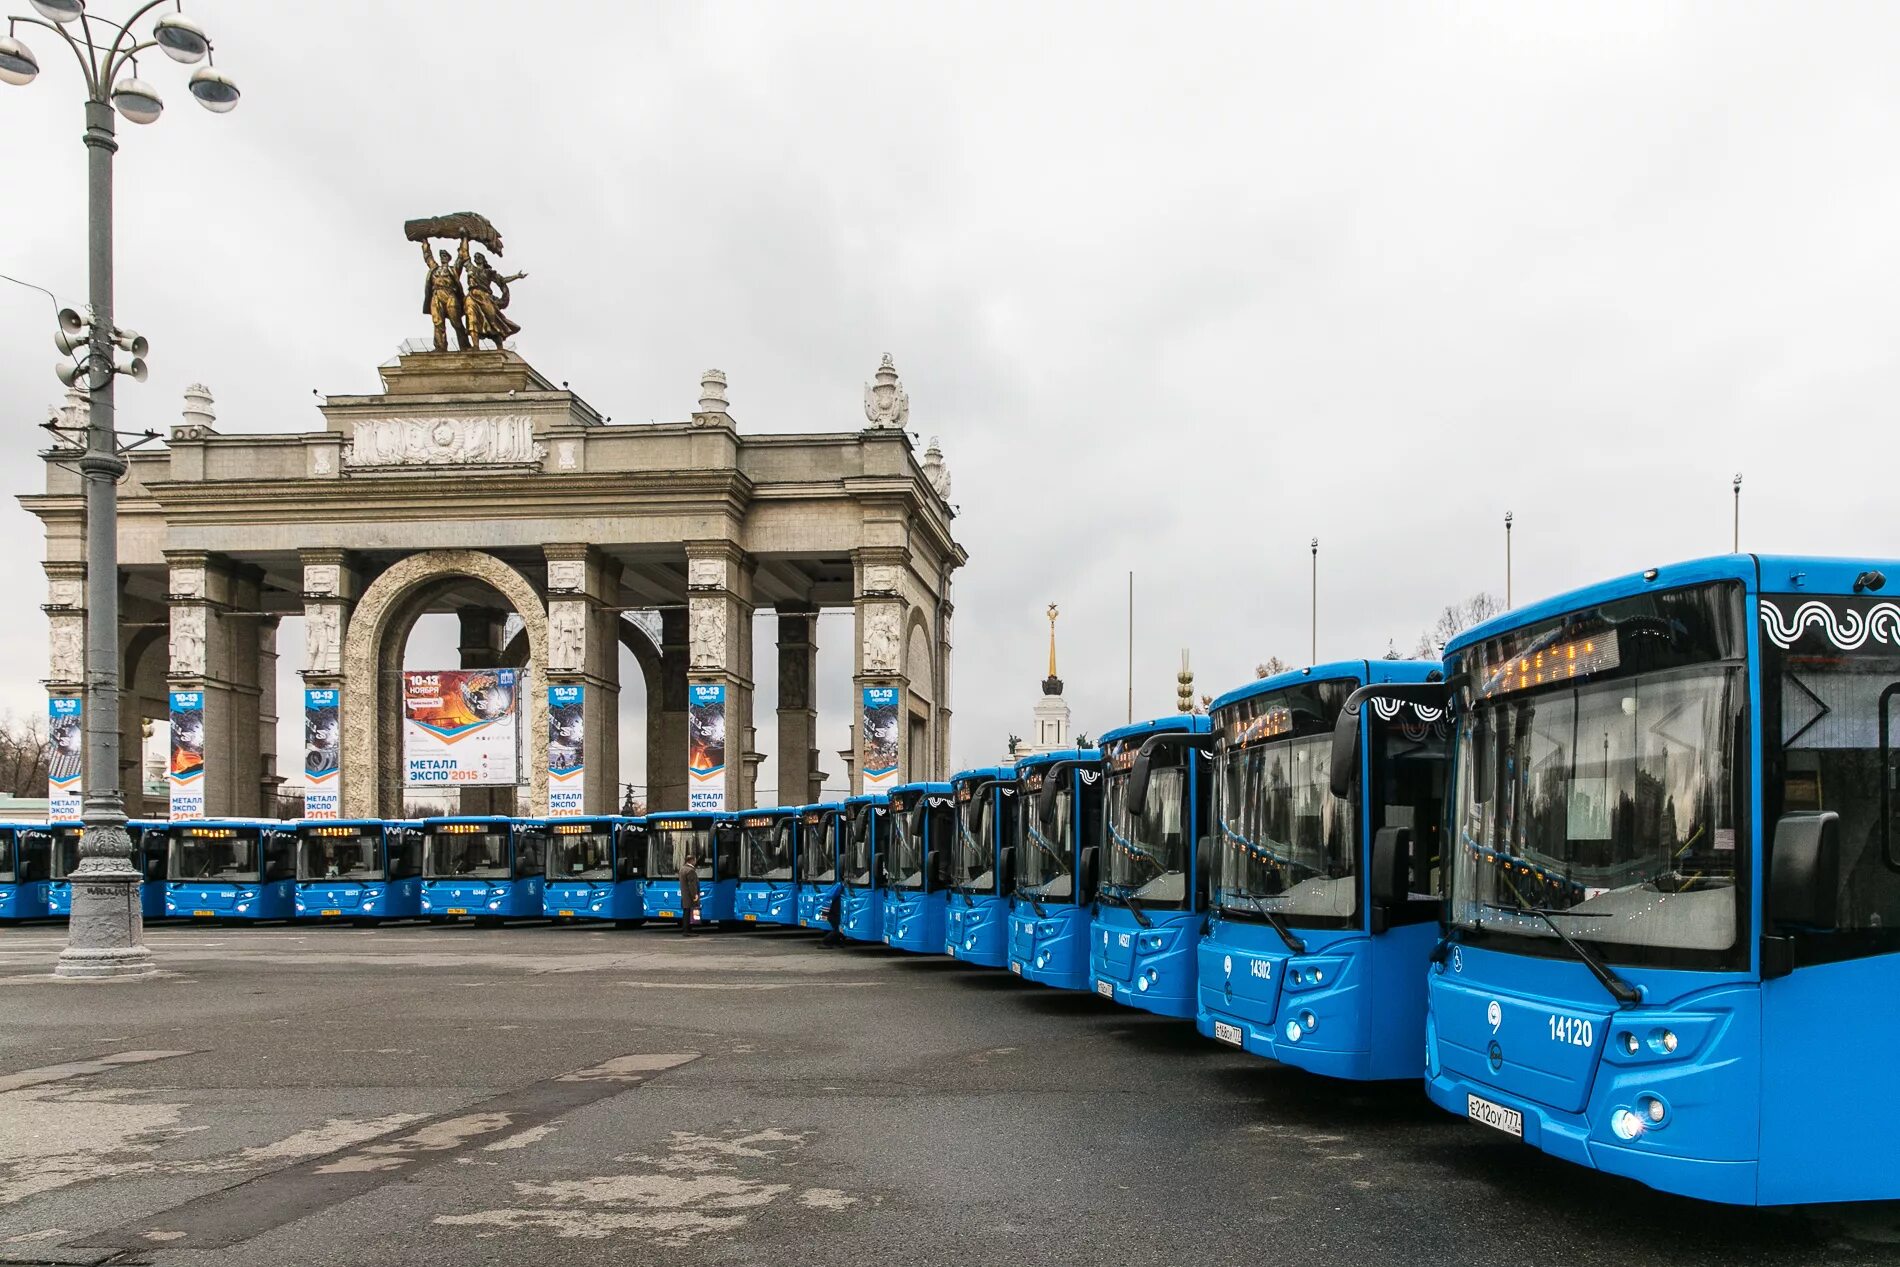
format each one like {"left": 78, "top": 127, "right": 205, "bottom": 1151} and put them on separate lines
{"left": 24, "top": 216, "right": 964, "bottom": 819}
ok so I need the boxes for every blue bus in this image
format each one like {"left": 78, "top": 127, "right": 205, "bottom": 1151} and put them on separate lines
{"left": 419, "top": 816, "right": 547, "bottom": 922}
{"left": 946, "top": 766, "right": 1016, "bottom": 967}
{"left": 0, "top": 823, "right": 53, "bottom": 921}
{"left": 731, "top": 808, "right": 799, "bottom": 925}
{"left": 1427, "top": 553, "right": 1900, "bottom": 1206}
{"left": 796, "top": 803, "right": 843, "bottom": 929}
{"left": 644, "top": 812, "right": 737, "bottom": 925}
{"left": 543, "top": 816, "right": 648, "bottom": 924}
{"left": 1009, "top": 748, "right": 1104, "bottom": 988}
{"left": 1093, "top": 716, "right": 1214, "bottom": 1016}
{"left": 166, "top": 819, "right": 298, "bottom": 920}
{"left": 293, "top": 819, "right": 423, "bottom": 922}
{"left": 882, "top": 781, "right": 955, "bottom": 952}
{"left": 840, "top": 794, "right": 889, "bottom": 943}
{"left": 49, "top": 820, "right": 170, "bottom": 920}
{"left": 1196, "top": 659, "right": 1451, "bottom": 1080}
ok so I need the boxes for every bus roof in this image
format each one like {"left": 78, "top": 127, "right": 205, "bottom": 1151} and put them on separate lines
{"left": 641, "top": 810, "right": 722, "bottom": 824}
{"left": 889, "top": 780, "right": 954, "bottom": 797}
{"left": 1210, "top": 658, "right": 1442, "bottom": 714}
{"left": 418, "top": 815, "right": 514, "bottom": 827}
{"left": 166, "top": 817, "right": 288, "bottom": 830}
{"left": 796, "top": 801, "right": 844, "bottom": 814}
{"left": 1012, "top": 747, "right": 1101, "bottom": 771}
{"left": 1445, "top": 553, "right": 1900, "bottom": 656}
{"left": 716, "top": 806, "right": 794, "bottom": 821}
{"left": 843, "top": 793, "right": 889, "bottom": 809}
{"left": 950, "top": 766, "right": 1013, "bottom": 785}
{"left": 293, "top": 818, "right": 387, "bottom": 830}
{"left": 1099, "top": 714, "right": 1210, "bottom": 746}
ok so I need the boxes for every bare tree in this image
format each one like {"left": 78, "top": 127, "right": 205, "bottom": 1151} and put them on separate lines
{"left": 1255, "top": 656, "right": 1294, "bottom": 679}
{"left": 1413, "top": 592, "right": 1504, "bottom": 659}
{"left": 0, "top": 712, "right": 51, "bottom": 797}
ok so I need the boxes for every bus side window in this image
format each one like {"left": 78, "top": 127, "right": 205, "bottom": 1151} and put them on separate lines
{"left": 391, "top": 831, "right": 422, "bottom": 880}
{"left": 515, "top": 828, "right": 547, "bottom": 876}
{"left": 263, "top": 831, "right": 296, "bottom": 883}
{"left": 143, "top": 832, "right": 168, "bottom": 881}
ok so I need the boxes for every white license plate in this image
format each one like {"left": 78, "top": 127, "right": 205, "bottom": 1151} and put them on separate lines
{"left": 1096, "top": 979, "right": 1114, "bottom": 999}
{"left": 1213, "top": 1021, "right": 1244, "bottom": 1047}
{"left": 1010, "top": 962, "right": 1023, "bottom": 975}
{"left": 1467, "top": 1093, "right": 1524, "bottom": 1138}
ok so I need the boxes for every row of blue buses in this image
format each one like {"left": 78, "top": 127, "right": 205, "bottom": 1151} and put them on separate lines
{"left": 5, "top": 553, "right": 1891, "bottom": 1207}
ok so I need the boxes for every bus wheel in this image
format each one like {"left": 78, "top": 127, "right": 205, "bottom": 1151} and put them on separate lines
{"left": 473, "top": 916, "right": 502, "bottom": 929}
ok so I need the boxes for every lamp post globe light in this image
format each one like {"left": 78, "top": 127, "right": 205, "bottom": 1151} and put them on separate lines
{"left": 3, "top": 1, "right": 238, "bottom": 979}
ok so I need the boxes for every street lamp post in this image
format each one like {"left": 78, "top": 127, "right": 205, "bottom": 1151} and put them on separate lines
{"left": 1732, "top": 472, "right": 1743, "bottom": 553}
{"left": 1504, "top": 511, "right": 1513, "bottom": 608}
{"left": 1, "top": 1, "right": 238, "bottom": 978}
{"left": 1309, "top": 537, "right": 1318, "bottom": 665}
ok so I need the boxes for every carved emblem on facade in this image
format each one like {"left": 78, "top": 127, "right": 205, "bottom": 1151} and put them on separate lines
{"left": 341, "top": 416, "right": 545, "bottom": 469}
{"left": 304, "top": 564, "right": 340, "bottom": 598}
{"left": 864, "top": 354, "right": 909, "bottom": 429}
{"left": 547, "top": 560, "right": 585, "bottom": 594}
{"left": 312, "top": 448, "right": 334, "bottom": 476}
{"left": 556, "top": 441, "right": 577, "bottom": 470}
{"left": 548, "top": 602, "right": 587, "bottom": 673}
{"left": 862, "top": 603, "right": 902, "bottom": 674}
{"left": 304, "top": 605, "right": 342, "bottom": 675}
{"left": 689, "top": 596, "right": 728, "bottom": 671}
{"left": 170, "top": 565, "right": 205, "bottom": 599}
{"left": 170, "top": 605, "right": 207, "bottom": 678}
{"left": 862, "top": 565, "right": 901, "bottom": 596}
{"left": 47, "top": 578, "right": 82, "bottom": 610}
{"left": 687, "top": 558, "right": 726, "bottom": 591}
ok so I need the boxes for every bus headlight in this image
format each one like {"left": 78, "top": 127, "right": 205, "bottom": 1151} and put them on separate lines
{"left": 1610, "top": 1108, "right": 1646, "bottom": 1141}
{"left": 1299, "top": 1010, "right": 1318, "bottom": 1032}
{"left": 1640, "top": 1095, "right": 1667, "bottom": 1125}
{"left": 1653, "top": 1029, "right": 1678, "bottom": 1054}
{"left": 1284, "top": 1019, "right": 1303, "bottom": 1043}
{"left": 1620, "top": 1031, "right": 1640, "bottom": 1056}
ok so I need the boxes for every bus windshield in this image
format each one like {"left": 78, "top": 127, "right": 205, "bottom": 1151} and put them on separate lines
{"left": 1018, "top": 784, "right": 1073, "bottom": 899}
{"left": 425, "top": 827, "right": 508, "bottom": 879}
{"left": 844, "top": 810, "right": 879, "bottom": 886}
{"left": 799, "top": 818, "right": 836, "bottom": 883}
{"left": 548, "top": 826, "right": 613, "bottom": 880}
{"left": 740, "top": 821, "right": 793, "bottom": 880}
{"left": 648, "top": 825, "right": 713, "bottom": 880}
{"left": 1447, "top": 581, "right": 1748, "bottom": 968}
{"left": 298, "top": 827, "right": 383, "bottom": 881}
{"left": 887, "top": 804, "right": 925, "bottom": 888}
{"left": 50, "top": 826, "right": 83, "bottom": 881}
{"left": 954, "top": 791, "right": 995, "bottom": 892}
{"left": 1212, "top": 734, "right": 1353, "bottom": 922}
{"left": 1105, "top": 762, "right": 1189, "bottom": 908}
{"left": 170, "top": 828, "right": 262, "bottom": 882}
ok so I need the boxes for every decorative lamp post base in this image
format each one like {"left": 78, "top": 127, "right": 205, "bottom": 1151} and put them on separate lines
{"left": 55, "top": 866, "right": 155, "bottom": 980}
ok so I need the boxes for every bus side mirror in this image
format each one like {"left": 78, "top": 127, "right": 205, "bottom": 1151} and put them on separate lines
{"left": 1078, "top": 845, "right": 1099, "bottom": 902}
{"left": 719, "top": 849, "right": 739, "bottom": 881}
{"left": 907, "top": 805, "right": 926, "bottom": 838}
{"left": 1368, "top": 826, "right": 1410, "bottom": 933}
{"left": 928, "top": 848, "right": 950, "bottom": 891}
{"left": 1880, "top": 682, "right": 1900, "bottom": 872}
{"left": 1329, "top": 705, "right": 1360, "bottom": 801}
{"left": 1034, "top": 772, "right": 1066, "bottom": 828}
{"left": 1127, "top": 740, "right": 1158, "bottom": 818}
{"left": 998, "top": 846, "right": 1016, "bottom": 895}
{"left": 1770, "top": 811, "right": 1839, "bottom": 930}
{"left": 1195, "top": 835, "right": 1214, "bottom": 904}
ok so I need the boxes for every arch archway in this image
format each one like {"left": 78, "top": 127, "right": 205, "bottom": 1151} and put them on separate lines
{"left": 904, "top": 611, "right": 936, "bottom": 780}
{"left": 341, "top": 550, "right": 549, "bottom": 818}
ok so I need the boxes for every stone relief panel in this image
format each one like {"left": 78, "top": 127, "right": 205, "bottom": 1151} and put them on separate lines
{"left": 304, "top": 564, "right": 340, "bottom": 598}
{"left": 170, "top": 565, "right": 205, "bottom": 600}
{"left": 341, "top": 416, "right": 544, "bottom": 469}
{"left": 861, "top": 603, "right": 903, "bottom": 675}
{"left": 48, "top": 617, "right": 83, "bottom": 682}
{"left": 170, "top": 605, "right": 207, "bottom": 678}
{"left": 304, "top": 605, "right": 342, "bottom": 675}
{"left": 687, "top": 558, "right": 725, "bottom": 591}
{"left": 47, "top": 578, "right": 82, "bottom": 610}
{"left": 689, "top": 596, "right": 728, "bottom": 671}
{"left": 548, "top": 602, "right": 587, "bottom": 673}
{"left": 547, "top": 560, "right": 585, "bottom": 594}
{"left": 556, "top": 441, "right": 577, "bottom": 470}
{"left": 862, "top": 565, "right": 901, "bottom": 596}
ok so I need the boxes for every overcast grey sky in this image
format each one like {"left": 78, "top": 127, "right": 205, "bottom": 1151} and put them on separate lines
{"left": 4, "top": 1, "right": 1899, "bottom": 799}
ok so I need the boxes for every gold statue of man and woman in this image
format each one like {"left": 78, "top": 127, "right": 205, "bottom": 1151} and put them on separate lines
{"left": 410, "top": 213, "right": 527, "bottom": 353}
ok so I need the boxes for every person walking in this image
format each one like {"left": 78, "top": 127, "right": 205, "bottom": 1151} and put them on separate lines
{"left": 678, "top": 852, "right": 701, "bottom": 937}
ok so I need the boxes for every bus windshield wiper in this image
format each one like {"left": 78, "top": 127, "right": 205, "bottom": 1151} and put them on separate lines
{"left": 1483, "top": 900, "right": 1640, "bottom": 1007}
{"left": 1224, "top": 890, "right": 1307, "bottom": 953}
{"left": 1099, "top": 886, "right": 1152, "bottom": 928}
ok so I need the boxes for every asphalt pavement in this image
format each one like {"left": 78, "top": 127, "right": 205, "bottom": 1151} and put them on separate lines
{"left": 0, "top": 921, "right": 1891, "bottom": 1266}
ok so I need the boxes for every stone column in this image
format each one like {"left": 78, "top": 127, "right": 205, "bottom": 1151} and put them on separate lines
{"left": 852, "top": 554, "right": 910, "bottom": 797}
{"left": 649, "top": 609, "right": 689, "bottom": 810}
{"left": 166, "top": 552, "right": 264, "bottom": 819}
{"left": 937, "top": 600, "right": 955, "bottom": 777}
{"left": 44, "top": 565, "right": 87, "bottom": 820}
{"left": 685, "top": 543, "right": 755, "bottom": 812}
{"left": 544, "top": 544, "right": 621, "bottom": 815}
{"left": 299, "top": 551, "right": 357, "bottom": 820}
{"left": 258, "top": 616, "right": 282, "bottom": 816}
{"left": 775, "top": 608, "right": 820, "bottom": 807}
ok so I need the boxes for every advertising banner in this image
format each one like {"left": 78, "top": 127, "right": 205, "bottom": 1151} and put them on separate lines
{"left": 47, "top": 696, "right": 82, "bottom": 820}
{"left": 403, "top": 668, "right": 520, "bottom": 788}
{"left": 547, "top": 683, "right": 585, "bottom": 817}
{"left": 304, "top": 688, "right": 341, "bottom": 819}
{"left": 860, "top": 686, "right": 900, "bottom": 789}
{"left": 168, "top": 689, "right": 206, "bottom": 821}
{"left": 687, "top": 682, "right": 726, "bottom": 812}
